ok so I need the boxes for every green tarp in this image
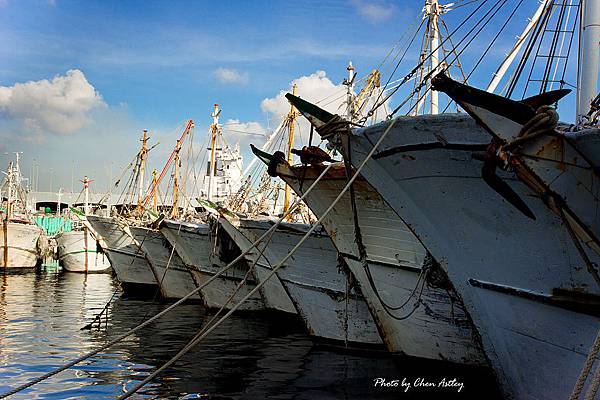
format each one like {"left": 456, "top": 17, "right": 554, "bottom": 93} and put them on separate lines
{"left": 34, "top": 217, "right": 72, "bottom": 236}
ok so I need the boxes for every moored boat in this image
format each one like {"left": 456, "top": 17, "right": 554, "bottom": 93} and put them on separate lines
{"left": 87, "top": 215, "right": 157, "bottom": 294}
{"left": 286, "top": 91, "right": 600, "bottom": 399}
{"left": 160, "top": 219, "right": 264, "bottom": 311}
{"left": 128, "top": 225, "right": 202, "bottom": 301}
{"left": 56, "top": 229, "right": 110, "bottom": 273}
{"left": 1, "top": 153, "right": 46, "bottom": 269}
{"left": 217, "top": 214, "right": 383, "bottom": 348}
{"left": 56, "top": 176, "right": 111, "bottom": 273}
{"left": 255, "top": 148, "right": 487, "bottom": 364}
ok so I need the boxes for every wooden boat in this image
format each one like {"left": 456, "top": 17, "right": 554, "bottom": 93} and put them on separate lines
{"left": 254, "top": 147, "right": 487, "bottom": 364}
{"left": 1, "top": 154, "right": 45, "bottom": 269}
{"left": 160, "top": 219, "right": 264, "bottom": 311}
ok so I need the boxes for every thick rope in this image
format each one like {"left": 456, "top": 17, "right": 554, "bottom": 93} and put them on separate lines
{"left": 584, "top": 360, "right": 600, "bottom": 400}
{"left": 118, "top": 112, "right": 400, "bottom": 399}
{"left": 503, "top": 105, "right": 559, "bottom": 151}
{"left": 0, "top": 163, "right": 334, "bottom": 399}
{"left": 569, "top": 328, "right": 600, "bottom": 400}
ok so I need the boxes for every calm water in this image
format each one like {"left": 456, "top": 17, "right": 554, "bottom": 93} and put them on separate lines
{"left": 0, "top": 268, "right": 502, "bottom": 399}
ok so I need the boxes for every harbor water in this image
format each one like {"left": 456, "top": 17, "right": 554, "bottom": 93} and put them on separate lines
{"left": 0, "top": 267, "right": 502, "bottom": 399}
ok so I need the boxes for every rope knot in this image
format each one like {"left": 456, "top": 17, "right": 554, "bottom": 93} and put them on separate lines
{"left": 502, "top": 105, "right": 560, "bottom": 152}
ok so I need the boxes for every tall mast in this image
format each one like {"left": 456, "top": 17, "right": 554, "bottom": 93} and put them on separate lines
{"left": 137, "top": 129, "right": 148, "bottom": 205}
{"left": 2, "top": 164, "right": 9, "bottom": 269}
{"left": 171, "top": 141, "right": 181, "bottom": 219}
{"left": 82, "top": 176, "right": 91, "bottom": 215}
{"left": 152, "top": 169, "right": 158, "bottom": 213}
{"left": 141, "top": 120, "right": 193, "bottom": 209}
{"left": 283, "top": 84, "right": 298, "bottom": 214}
{"left": 577, "top": 0, "right": 600, "bottom": 121}
{"left": 414, "top": 0, "right": 445, "bottom": 115}
{"left": 428, "top": 0, "right": 441, "bottom": 114}
{"left": 6, "top": 162, "right": 13, "bottom": 220}
{"left": 345, "top": 61, "right": 356, "bottom": 120}
{"left": 207, "top": 104, "right": 220, "bottom": 202}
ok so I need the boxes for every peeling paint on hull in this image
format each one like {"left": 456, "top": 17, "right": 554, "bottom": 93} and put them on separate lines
{"left": 128, "top": 226, "right": 201, "bottom": 301}
{"left": 160, "top": 220, "right": 264, "bottom": 311}
{"left": 0, "top": 222, "right": 42, "bottom": 268}
{"left": 56, "top": 229, "right": 111, "bottom": 272}
{"left": 218, "top": 216, "right": 297, "bottom": 315}
{"left": 86, "top": 216, "right": 157, "bottom": 291}
{"left": 344, "top": 113, "right": 600, "bottom": 399}
{"left": 276, "top": 163, "right": 486, "bottom": 366}
{"left": 220, "top": 216, "right": 382, "bottom": 346}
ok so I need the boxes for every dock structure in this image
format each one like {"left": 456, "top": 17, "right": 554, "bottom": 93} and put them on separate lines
{"left": 28, "top": 191, "right": 182, "bottom": 214}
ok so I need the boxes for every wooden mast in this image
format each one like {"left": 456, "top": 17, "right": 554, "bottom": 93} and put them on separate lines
{"left": 3, "top": 162, "right": 13, "bottom": 269}
{"left": 82, "top": 175, "right": 91, "bottom": 272}
{"left": 152, "top": 169, "right": 158, "bottom": 213}
{"left": 283, "top": 84, "right": 298, "bottom": 215}
{"left": 207, "top": 104, "right": 220, "bottom": 202}
{"left": 141, "top": 120, "right": 193, "bottom": 209}
{"left": 137, "top": 129, "right": 149, "bottom": 207}
{"left": 171, "top": 141, "right": 181, "bottom": 219}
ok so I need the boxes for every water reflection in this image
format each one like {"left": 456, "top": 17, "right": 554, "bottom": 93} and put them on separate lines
{"left": 0, "top": 272, "right": 501, "bottom": 399}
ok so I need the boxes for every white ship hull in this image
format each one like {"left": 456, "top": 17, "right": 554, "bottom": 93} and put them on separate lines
{"left": 274, "top": 162, "right": 486, "bottom": 365}
{"left": 129, "top": 226, "right": 201, "bottom": 301}
{"left": 160, "top": 220, "right": 264, "bottom": 311}
{"left": 342, "top": 113, "right": 600, "bottom": 399}
{"left": 219, "top": 216, "right": 382, "bottom": 347}
{"left": 56, "top": 229, "right": 111, "bottom": 272}
{"left": 218, "top": 217, "right": 297, "bottom": 315}
{"left": 0, "top": 221, "right": 43, "bottom": 269}
{"left": 86, "top": 216, "right": 157, "bottom": 293}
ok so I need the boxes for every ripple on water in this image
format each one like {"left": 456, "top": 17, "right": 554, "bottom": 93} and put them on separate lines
{"left": 0, "top": 271, "right": 502, "bottom": 399}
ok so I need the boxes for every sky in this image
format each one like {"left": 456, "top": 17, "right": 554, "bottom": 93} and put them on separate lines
{"left": 0, "top": 0, "right": 588, "bottom": 194}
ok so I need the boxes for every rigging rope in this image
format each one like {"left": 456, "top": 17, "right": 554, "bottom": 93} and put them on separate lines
{"left": 118, "top": 112, "right": 401, "bottom": 399}
{"left": 0, "top": 162, "right": 336, "bottom": 399}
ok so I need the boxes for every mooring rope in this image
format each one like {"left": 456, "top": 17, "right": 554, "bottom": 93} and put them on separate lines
{"left": 117, "top": 114, "right": 400, "bottom": 399}
{"left": 0, "top": 163, "right": 335, "bottom": 399}
{"left": 569, "top": 328, "right": 600, "bottom": 400}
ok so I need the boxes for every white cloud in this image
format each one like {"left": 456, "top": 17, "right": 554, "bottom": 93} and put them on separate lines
{"left": 261, "top": 70, "right": 347, "bottom": 119}
{"left": 260, "top": 70, "right": 349, "bottom": 149}
{"left": 0, "top": 69, "right": 105, "bottom": 135}
{"left": 260, "top": 70, "right": 391, "bottom": 149}
{"left": 214, "top": 67, "right": 249, "bottom": 85}
{"left": 351, "top": 0, "right": 395, "bottom": 23}
{"left": 221, "top": 118, "right": 268, "bottom": 154}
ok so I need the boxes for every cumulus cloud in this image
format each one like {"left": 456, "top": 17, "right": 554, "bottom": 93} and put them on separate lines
{"left": 221, "top": 118, "right": 268, "bottom": 154}
{"left": 260, "top": 70, "right": 390, "bottom": 149}
{"left": 214, "top": 67, "right": 249, "bottom": 85}
{"left": 259, "top": 70, "right": 350, "bottom": 149}
{"left": 261, "top": 70, "right": 347, "bottom": 119}
{"left": 351, "top": 0, "right": 395, "bottom": 23}
{"left": 0, "top": 69, "right": 105, "bottom": 135}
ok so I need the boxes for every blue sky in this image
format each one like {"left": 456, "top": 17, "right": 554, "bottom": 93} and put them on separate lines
{"left": 0, "top": 0, "right": 586, "bottom": 193}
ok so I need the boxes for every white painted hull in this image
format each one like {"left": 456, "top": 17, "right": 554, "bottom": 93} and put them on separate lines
{"left": 0, "top": 222, "right": 43, "bottom": 269}
{"left": 160, "top": 220, "right": 264, "bottom": 311}
{"left": 277, "top": 163, "right": 486, "bottom": 365}
{"left": 220, "top": 216, "right": 382, "bottom": 346}
{"left": 56, "top": 230, "right": 111, "bottom": 272}
{"left": 344, "top": 113, "right": 600, "bottom": 399}
{"left": 218, "top": 217, "right": 297, "bottom": 315}
{"left": 86, "top": 216, "right": 157, "bottom": 291}
{"left": 129, "top": 226, "right": 201, "bottom": 301}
